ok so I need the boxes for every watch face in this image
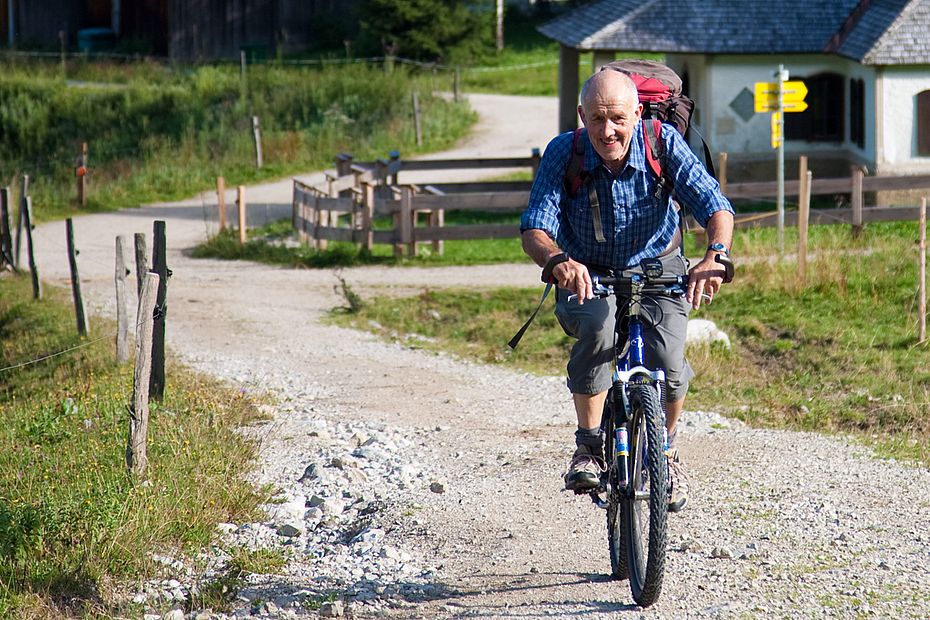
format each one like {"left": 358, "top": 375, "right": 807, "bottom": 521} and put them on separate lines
{"left": 708, "top": 243, "right": 728, "bottom": 254}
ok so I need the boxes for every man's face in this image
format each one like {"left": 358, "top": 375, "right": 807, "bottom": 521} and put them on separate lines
{"left": 578, "top": 73, "right": 642, "bottom": 169}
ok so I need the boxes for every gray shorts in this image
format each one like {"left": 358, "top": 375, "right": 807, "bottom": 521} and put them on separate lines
{"left": 554, "top": 253, "right": 695, "bottom": 401}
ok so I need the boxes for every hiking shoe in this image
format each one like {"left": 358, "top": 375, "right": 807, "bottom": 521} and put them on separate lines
{"left": 564, "top": 444, "right": 606, "bottom": 492}
{"left": 667, "top": 448, "right": 689, "bottom": 513}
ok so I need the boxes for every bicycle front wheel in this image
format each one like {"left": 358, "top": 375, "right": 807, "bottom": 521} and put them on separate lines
{"left": 621, "top": 383, "right": 668, "bottom": 608}
{"left": 605, "top": 391, "right": 629, "bottom": 581}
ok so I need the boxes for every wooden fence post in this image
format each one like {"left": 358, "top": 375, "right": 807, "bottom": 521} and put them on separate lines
{"left": 149, "top": 221, "right": 168, "bottom": 402}
{"left": 134, "top": 232, "right": 147, "bottom": 301}
{"left": 412, "top": 91, "right": 423, "bottom": 147}
{"left": 76, "top": 142, "right": 88, "bottom": 207}
{"left": 66, "top": 218, "right": 88, "bottom": 335}
{"left": 237, "top": 185, "right": 247, "bottom": 244}
{"left": 23, "top": 197, "right": 40, "bottom": 300}
{"left": 0, "top": 187, "right": 13, "bottom": 269}
{"left": 127, "top": 272, "right": 159, "bottom": 478}
{"left": 398, "top": 186, "right": 414, "bottom": 258}
{"left": 252, "top": 116, "right": 263, "bottom": 168}
{"left": 718, "top": 152, "right": 728, "bottom": 195}
{"left": 798, "top": 169, "right": 812, "bottom": 286}
{"left": 361, "top": 182, "right": 375, "bottom": 252}
{"left": 115, "top": 235, "right": 130, "bottom": 363}
{"left": 217, "top": 176, "right": 227, "bottom": 231}
{"left": 851, "top": 165, "right": 864, "bottom": 238}
{"left": 919, "top": 197, "right": 927, "bottom": 343}
{"left": 453, "top": 67, "right": 461, "bottom": 103}
{"left": 389, "top": 151, "right": 400, "bottom": 186}
{"left": 16, "top": 174, "right": 28, "bottom": 269}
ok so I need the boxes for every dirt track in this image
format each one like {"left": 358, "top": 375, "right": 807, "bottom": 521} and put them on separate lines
{"left": 31, "top": 93, "right": 930, "bottom": 619}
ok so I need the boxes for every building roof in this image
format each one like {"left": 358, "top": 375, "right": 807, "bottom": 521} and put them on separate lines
{"left": 539, "top": 0, "right": 930, "bottom": 64}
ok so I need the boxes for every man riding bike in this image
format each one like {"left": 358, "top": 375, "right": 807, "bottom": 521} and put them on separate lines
{"left": 520, "top": 68, "right": 735, "bottom": 512}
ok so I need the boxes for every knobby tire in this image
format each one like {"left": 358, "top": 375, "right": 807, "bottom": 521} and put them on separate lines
{"left": 621, "top": 383, "right": 667, "bottom": 607}
{"left": 605, "top": 390, "right": 629, "bottom": 581}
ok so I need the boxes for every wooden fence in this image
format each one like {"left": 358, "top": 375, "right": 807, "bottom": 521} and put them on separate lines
{"left": 291, "top": 152, "right": 930, "bottom": 255}
{"left": 292, "top": 151, "right": 540, "bottom": 257}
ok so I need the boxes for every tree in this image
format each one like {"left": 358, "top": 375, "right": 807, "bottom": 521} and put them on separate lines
{"left": 357, "top": 0, "right": 492, "bottom": 63}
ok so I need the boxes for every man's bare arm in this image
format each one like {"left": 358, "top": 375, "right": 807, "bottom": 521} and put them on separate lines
{"left": 521, "top": 229, "right": 594, "bottom": 302}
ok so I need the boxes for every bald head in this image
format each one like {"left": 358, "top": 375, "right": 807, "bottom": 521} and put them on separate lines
{"left": 577, "top": 68, "right": 643, "bottom": 172}
{"left": 580, "top": 68, "right": 639, "bottom": 111}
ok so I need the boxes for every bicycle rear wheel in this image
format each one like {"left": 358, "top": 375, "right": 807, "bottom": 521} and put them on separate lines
{"left": 604, "top": 391, "right": 629, "bottom": 580}
{"left": 621, "top": 383, "right": 668, "bottom": 607}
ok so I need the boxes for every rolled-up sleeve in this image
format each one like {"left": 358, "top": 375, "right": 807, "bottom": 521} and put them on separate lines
{"left": 664, "top": 130, "right": 734, "bottom": 228}
{"left": 521, "top": 132, "right": 574, "bottom": 240}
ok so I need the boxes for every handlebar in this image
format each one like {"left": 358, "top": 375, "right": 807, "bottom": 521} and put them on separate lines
{"left": 567, "top": 254, "right": 735, "bottom": 302}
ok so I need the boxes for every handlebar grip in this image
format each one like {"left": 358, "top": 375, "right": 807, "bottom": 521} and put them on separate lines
{"left": 715, "top": 254, "right": 735, "bottom": 283}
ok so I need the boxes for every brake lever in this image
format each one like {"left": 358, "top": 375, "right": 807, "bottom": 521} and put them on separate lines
{"left": 567, "top": 282, "right": 612, "bottom": 303}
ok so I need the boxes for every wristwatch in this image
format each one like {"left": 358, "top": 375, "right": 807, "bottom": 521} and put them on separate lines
{"left": 706, "top": 242, "right": 730, "bottom": 256}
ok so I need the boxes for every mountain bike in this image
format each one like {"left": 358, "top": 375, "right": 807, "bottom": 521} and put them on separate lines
{"left": 574, "top": 254, "right": 734, "bottom": 607}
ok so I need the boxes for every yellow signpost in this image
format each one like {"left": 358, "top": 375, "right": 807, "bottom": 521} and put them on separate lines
{"left": 755, "top": 69, "right": 808, "bottom": 255}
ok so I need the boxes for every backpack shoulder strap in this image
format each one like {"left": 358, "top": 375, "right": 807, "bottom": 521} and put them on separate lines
{"left": 563, "top": 127, "right": 587, "bottom": 198}
{"left": 642, "top": 119, "right": 664, "bottom": 180}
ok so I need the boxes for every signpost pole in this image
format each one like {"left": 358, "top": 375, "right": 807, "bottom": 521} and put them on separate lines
{"left": 776, "top": 64, "right": 786, "bottom": 256}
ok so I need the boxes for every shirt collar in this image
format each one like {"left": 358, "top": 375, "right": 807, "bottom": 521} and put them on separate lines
{"left": 583, "top": 121, "right": 648, "bottom": 175}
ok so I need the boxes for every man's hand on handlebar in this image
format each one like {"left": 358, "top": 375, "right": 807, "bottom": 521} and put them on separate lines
{"left": 552, "top": 259, "right": 594, "bottom": 304}
{"left": 687, "top": 255, "right": 728, "bottom": 310}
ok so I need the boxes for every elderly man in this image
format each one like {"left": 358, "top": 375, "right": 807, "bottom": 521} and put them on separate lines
{"left": 520, "top": 68, "right": 734, "bottom": 511}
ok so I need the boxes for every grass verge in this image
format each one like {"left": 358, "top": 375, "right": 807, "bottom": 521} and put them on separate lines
{"left": 0, "top": 273, "right": 267, "bottom": 616}
{"left": 327, "top": 221, "right": 930, "bottom": 465}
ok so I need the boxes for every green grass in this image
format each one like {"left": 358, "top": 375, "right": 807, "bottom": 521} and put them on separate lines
{"left": 0, "top": 59, "right": 475, "bottom": 224}
{"left": 328, "top": 221, "right": 930, "bottom": 465}
{"left": 0, "top": 274, "right": 268, "bottom": 616}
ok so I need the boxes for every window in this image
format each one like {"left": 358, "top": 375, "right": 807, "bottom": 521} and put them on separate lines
{"left": 850, "top": 78, "right": 865, "bottom": 149}
{"left": 919, "top": 90, "right": 930, "bottom": 156}
{"left": 785, "top": 72, "right": 844, "bottom": 142}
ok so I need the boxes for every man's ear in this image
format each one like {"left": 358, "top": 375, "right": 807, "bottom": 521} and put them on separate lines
{"left": 578, "top": 105, "right": 587, "bottom": 126}
{"left": 634, "top": 103, "right": 643, "bottom": 121}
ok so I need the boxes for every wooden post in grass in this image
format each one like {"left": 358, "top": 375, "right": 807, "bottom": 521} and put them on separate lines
{"left": 15, "top": 174, "right": 28, "bottom": 269}
{"left": 127, "top": 272, "right": 159, "bottom": 478}
{"left": 66, "top": 218, "right": 89, "bottom": 335}
{"left": 149, "top": 221, "right": 167, "bottom": 402}
{"left": 453, "top": 67, "right": 460, "bottom": 103}
{"left": 919, "top": 197, "right": 927, "bottom": 343}
{"left": 718, "top": 152, "right": 728, "bottom": 195}
{"left": 76, "top": 142, "right": 88, "bottom": 207}
{"left": 412, "top": 91, "right": 422, "bottom": 147}
{"left": 851, "top": 165, "right": 864, "bottom": 238}
{"left": 237, "top": 185, "right": 247, "bottom": 244}
{"left": 115, "top": 235, "right": 130, "bottom": 363}
{"left": 134, "top": 232, "right": 147, "bottom": 301}
{"left": 0, "top": 187, "right": 14, "bottom": 270}
{"left": 798, "top": 168, "right": 812, "bottom": 286}
{"left": 23, "top": 197, "right": 40, "bottom": 300}
{"left": 252, "top": 116, "right": 263, "bottom": 168}
{"left": 530, "top": 148, "right": 541, "bottom": 180}
{"left": 216, "top": 176, "right": 227, "bottom": 230}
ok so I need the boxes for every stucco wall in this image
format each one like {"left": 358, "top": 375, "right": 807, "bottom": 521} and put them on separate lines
{"left": 876, "top": 66, "right": 930, "bottom": 175}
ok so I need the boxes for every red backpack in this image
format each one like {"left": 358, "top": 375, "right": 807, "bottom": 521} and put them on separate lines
{"left": 564, "top": 59, "right": 715, "bottom": 201}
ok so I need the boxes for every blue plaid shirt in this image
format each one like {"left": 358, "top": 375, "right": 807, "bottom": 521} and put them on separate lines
{"left": 521, "top": 122, "right": 733, "bottom": 269}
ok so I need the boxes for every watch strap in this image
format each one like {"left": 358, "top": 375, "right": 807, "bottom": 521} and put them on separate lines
{"left": 541, "top": 252, "right": 570, "bottom": 283}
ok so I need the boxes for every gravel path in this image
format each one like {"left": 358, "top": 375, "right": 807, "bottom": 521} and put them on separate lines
{"left": 32, "top": 93, "right": 930, "bottom": 619}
